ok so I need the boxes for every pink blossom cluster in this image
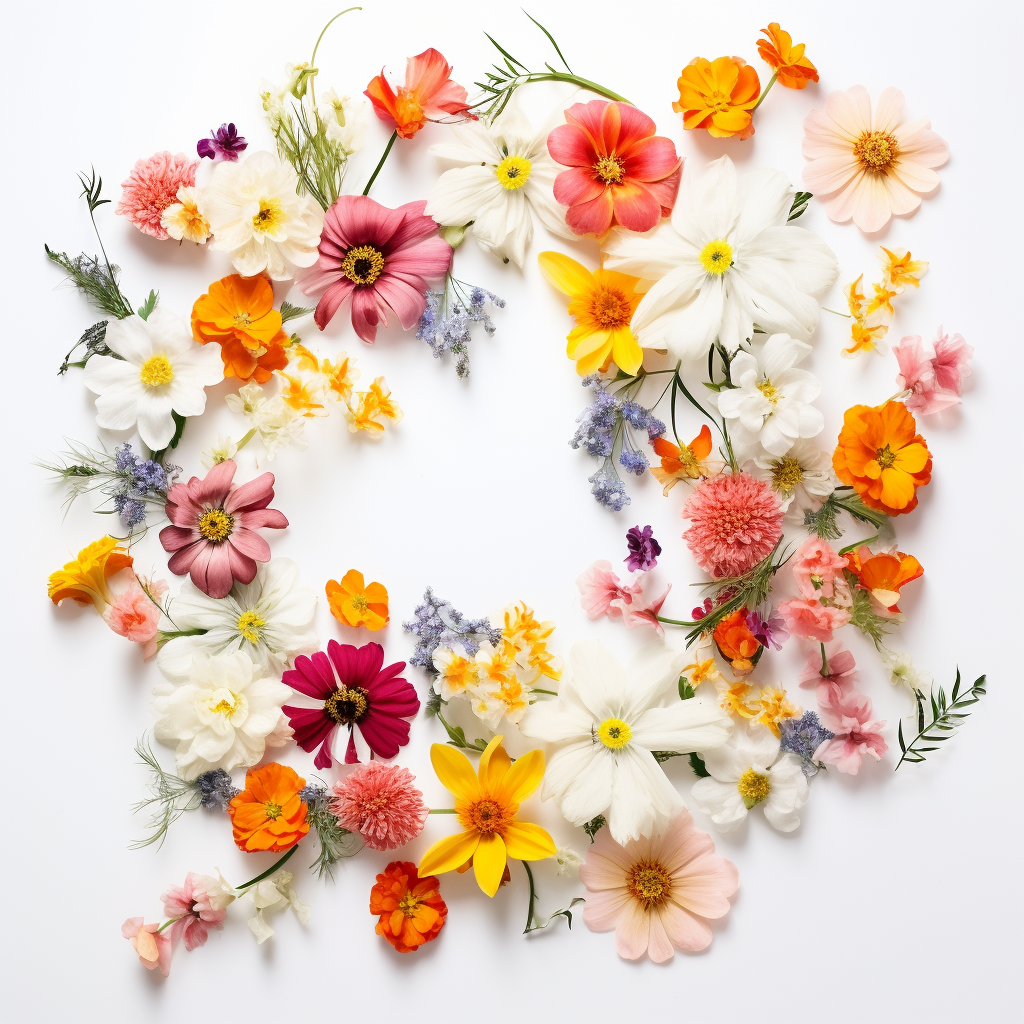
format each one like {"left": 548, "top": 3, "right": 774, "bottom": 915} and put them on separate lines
{"left": 576, "top": 559, "right": 671, "bottom": 637}
{"left": 893, "top": 328, "right": 973, "bottom": 416}
{"left": 778, "top": 537, "right": 852, "bottom": 642}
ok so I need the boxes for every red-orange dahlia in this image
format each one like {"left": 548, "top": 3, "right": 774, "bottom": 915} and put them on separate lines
{"left": 370, "top": 861, "right": 447, "bottom": 953}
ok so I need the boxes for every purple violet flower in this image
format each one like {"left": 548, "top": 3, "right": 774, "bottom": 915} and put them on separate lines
{"left": 625, "top": 525, "right": 662, "bottom": 572}
{"left": 197, "top": 123, "right": 248, "bottom": 162}
{"left": 743, "top": 608, "right": 790, "bottom": 651}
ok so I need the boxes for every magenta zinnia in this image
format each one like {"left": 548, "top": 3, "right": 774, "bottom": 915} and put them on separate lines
{"left": 282, "top": 641, "right": 420, "bottom": 768}
{"left": 116, "top": 151, "right": 199, "bottom": 240}
{"left": 331, "top": 761, "right": 428, "bottom": 851}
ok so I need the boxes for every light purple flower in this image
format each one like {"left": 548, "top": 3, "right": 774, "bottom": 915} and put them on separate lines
{"left": 743, "top": 608, "right": 789, "bottom": 651}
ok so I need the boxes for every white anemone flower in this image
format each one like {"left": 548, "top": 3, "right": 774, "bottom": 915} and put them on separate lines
{"left": 82, "top": 307, "right": 224, "bottom": 450}
{"left": 158, "top": 558, "right": 318, "bottom": 681}
{"left": 519, "top": 641, "right": 732, "bottom": 844}
{"left": 748, "top": 438, "right": 836, "bottom": 518}
{"left": 425, "top": 103, "right": 572, "bottom": 266}
{"left": 204, "top": 150, "right": 323, "bottom": 280}
{"left": 716, "top": 333, "right": 823, "bottom": 456}
{"left": 602, "top": 155, "right": 839, "bottom": 360}
{"left": 691, "top": 722, "right": 808, "bottom": 833}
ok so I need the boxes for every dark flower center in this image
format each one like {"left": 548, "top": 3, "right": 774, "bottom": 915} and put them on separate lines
{"left": 198, "top": 508, "right": 234, "bottom": 542}
{"left": 323, "top": 685, "right": 370, "bottom": 724}
{"left": 340, "top": 244, "right": 386, "bottom": 286}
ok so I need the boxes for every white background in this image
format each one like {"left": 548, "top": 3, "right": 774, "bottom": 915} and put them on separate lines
{"left": 4, "top": 1, "right": 1021, "bottom": 1020}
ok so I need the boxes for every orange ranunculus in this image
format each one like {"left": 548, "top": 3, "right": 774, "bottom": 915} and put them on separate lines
{"left": 370, "top": 861, "right": 447, "bottom": 953}
{"left": 325, "top": 570, "right": 389, "bottom": 631}
{"left": 191, "top": 274, "right": 289, "bottom": 383}
{"left": 673, "top": 56, "right": 761, "bottom": 140}
{"left": 228, "top": 763, "right": 309, "bottom": 853}
{"left": 833, "top": 402, "right": 932, "bottom": 516}
{"left": 48, "top": 536, "right": 134, "bottom": 612}
{"left": 756, "top": 23, "right": 818, "bottom": 89}
{"left": 846, "top": 545, "right": 923, "bottom": 612}
{"left": 713, "top": 609, "right": 762, "bottom": 673}
{"left": 651, "top": 425, "right": 717, "bottom": 494}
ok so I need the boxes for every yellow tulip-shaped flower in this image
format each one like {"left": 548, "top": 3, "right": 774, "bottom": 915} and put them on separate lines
{"left": 47, "top": 536, "right": 134, "bottom": 612}
{"left": 418, "top": 735, "right": 556, "bottom": 897}
{"left": 538, "top": 252, "right": 644, "bottom": 376}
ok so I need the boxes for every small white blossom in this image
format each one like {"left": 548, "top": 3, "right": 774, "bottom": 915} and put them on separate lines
{"left": 201, "top": 434, "right": 239, "bottom": 469}
{"left": 245, "top": 870, "right": 310, "bottom": 944}
{"left": 555, "top": 846, "right": 583, "bottom": 877}
{"left": 881, "top": 647, "right": 931, "bottom": 695}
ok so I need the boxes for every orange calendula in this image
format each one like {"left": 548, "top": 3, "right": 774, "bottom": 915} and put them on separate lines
{"left": 370, "top": 861, "right": 448, "bottom": 953}
{"left": 674, "top": 56, "right": 761, "bottom": 140}
{"left": 713, "top": 609, "right": 762, "bottom": 674}
{"left": 846, "top": 545, "right": 923, "bottom": 612}
{"left": 651, "top": 425, "right": 716, "bottom": 494}
{"left": 756, "top": 23, "right": 818, "bottom": 89}
{"left": 228, "top": 763, "right": 310, "bottom": 853}
{"left": 326, "top": 570, "right": 390, "bottom": 631}
{"left": 48, "top": 536, "right": 134, "bottom": 612}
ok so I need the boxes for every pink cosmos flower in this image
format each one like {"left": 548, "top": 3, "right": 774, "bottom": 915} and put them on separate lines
{"left": 778, "top": 598, "right": 851, "bottom": 643}
{"left": 893, "top": 335, "right": 960, "bottom": 416}
{"left": 116, "top": 152, "right": 199, "bottom": 240}
{"left": 297, "top": 195, "right": 453, "bottom": 342}
{"left": 799, "top": 642, "right": 858, "bottom": 705}
{"left": 122, "top": 917, "right": 174, "bottom": 977}
{"left": 792, "top": 537, "right": 848, "bottom": 600}
{"left": 104, "top": 577, "right": 166, "bottom": 659}
{"left": 931, "top": 327, "right": 974, "bottom": 395}
{"left": 331, "top": 761, "right": 428, "bottom": 851}
{"left": 161, "top": 873, "right": 229, "bottom": 952}
{"left": 159, "top": 460, "right": 288, "bottom": 600}
{"left": 815, "top": 689, "right": 887, "bottom": 774}
{"left": 580, "top": 810, "right": 738, "bottom": 963}
{"left": 612, "top": 574, "right": 671, "bottom": 638}
{"left": 576, "top": 560, "right": 635, "bottom": 618}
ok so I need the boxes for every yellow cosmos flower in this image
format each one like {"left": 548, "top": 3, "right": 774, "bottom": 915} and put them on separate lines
{"left": 418, "top": 736, "right": 556, "bottom": 897}
{"left": 47, "top": 536, "right": 134, "bottom": 612}
{"left": 325, "top": 569, "right": 389, "bottom": 630}
{"left": 538, "top": 251, "right": 644, "bottom": 376}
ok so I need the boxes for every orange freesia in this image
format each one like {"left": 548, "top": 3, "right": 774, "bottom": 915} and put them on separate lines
{"left": 879, "top": 247, "right": 928, "bottom": 292}
{"left": 674, "top": 56, "right": 761, "bottom": 140}
{"left": 370, "top": 861, "right": 447, "bottom": 953}
{"left": 326, "top": 570, "right": 389, "bottom": 631}
{"left": 364, "top": 48, "right": 472, "bottom": 139}
{"left": 715, "top": 678, "right": 760, "bottom": 719}
{"left": 48, "top": 536, "right": 134, "bottom": 612}
{"left": 228, "top": 763, "right": 309, "bottom": 853}
{"left": 191, "top": 274, "right": 289, "bottom": 383}
{"left": 843, "top": 274, "right": 891, "bottom": 359}
{"left": 322, "top": 353, "right": 358, "bottom": 403}
{"left": 651, "top": 425, "right": 716, "bottom": 494}
{"left": 833, "top": 401, "right": 932, "bottom": 516}
{"left": 756, "top": 23, "right": 818, "bottom": 89}
{"left": 713, "top": 609, "right": 762, "bottom": 673}
{"left": 757, "top": 686, "right": 801, "bottom": 737}
{"left": 288, "top": 342, "right": 320, "bottom": 374}
{"left": 846, "top": 545, "right": 923, "bottom": 612}
{"left": 345, "top": 377, "right": 403, "bottom": 436}
{"left": 278, "top": 370, "right": 327, "bottom": 417}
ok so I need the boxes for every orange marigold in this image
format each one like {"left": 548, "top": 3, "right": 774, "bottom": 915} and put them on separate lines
{"left": 713, "top": 609, "right": 762, "bottom": 673}
{"left": 673, "top": 56, "right": 760, "bottom": 140}
{"left": 756, "top": 23, "right": 818, "bottom": 89}
{"left": 833, "top": 402, "right": 932, "bottom": 516}
{"left": 845, "top": 545, "right": 923, "bottom": 612}
{"left": 228, "top": 763, "right": 309, "bottom": 853}
{"left": 370, "top": 861, "right": 447, "bottom": 953}
{"left": 325, "top": 569, "right": 389, "bottom": 631}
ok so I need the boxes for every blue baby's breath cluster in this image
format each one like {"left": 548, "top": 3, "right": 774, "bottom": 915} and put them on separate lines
{"left": 112, "top": 443, "right": 179, "bottom": 529}
{"left": 403, "top": 587, "right": 502, "bottom": 675}
{"left": 779, "top": 711, "right": 835, "bottom": 777}
{"left": 416, "top": 277, "right": 505, "bottom": 379}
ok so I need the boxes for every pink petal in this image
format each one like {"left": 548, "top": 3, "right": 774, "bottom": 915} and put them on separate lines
{"left": 224, "top": 472, "right": 275, "bottom": 513}
{"left": 238, "top": 509, "right": 288, "bottom": 530}
{"left": 228, "top": 528, "right": 271, "bottom": 562}
{"left": 824, "top": 85, "right": 872, "bottom": 140}
{"left": 659, "top": 902, "right": 713, "bottom": 952}
{"left": 582, "top": 888, "right": 632, "bottom": 931}
{"left": 193, "top": 459, "right": 237, "bottom": 506}
{"left": 374, "top": 274, "right": 430, "bottom": 329}
{"left": 166, "top": 539, "right": 205, "bottom": 576}
{"left": 872, "top": 87, "right": 905, "bottom": 133}
{"left": 313, "top": 279, "right": 355, "bottom": 330}
{"left": 621, "top": 135, "right": 679, "bottom": 183}
{"left": 383, "top": 234, "right": 454, "bottom": 278}
{"left": 565, "top": 190, "right": 614, "bottom": 236}
{"left": 159, "top": 524, "right": 197, "bottom": 553}
{"left": 192, "top": 544, "right": 234, "bottom": 598}
{"left": 882, "top": 172, "right": 923, "bottom": 216}
{"left": 547, "top": 123, "right": 594, "bottom": 168}
{"left": 803, "top": 154, "right": 859, "bottom": 196}
{"left": 226, "top": 543, "right": 258, "bottom": 586}
{"left": 610, "top": 184, "right": 662, "bottom": 233}
{"left": 892, "top": 159, "right": 941, "bottom": 194}
{"left": 614, "top": 899, "right": 652, "bottom": 960}
{"left": 645, "top": 909, "right": 676, "bottom": 963}
{"left": 350, "top": 287, "right": 385, "bottom": 343}
{"left": 553, "top": 167, "right": 605, "bottom": 208}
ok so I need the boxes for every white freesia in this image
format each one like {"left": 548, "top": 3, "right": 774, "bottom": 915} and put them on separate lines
{"left": 519, "top": 641, "right": 732, "bottom": 844}
{"left": 691, "top": 722, "right": 809, "bottom": 833}
{"left": 555, "top": 845, "right": 583, "bottom": 877}
{"left": 200, "top": 433, "right": 239, "bottom": 469}
{"left": 158, "top": 557, "right": 318, "bottom": 680}
{"left": 602, "top": 155, "right": 839, "bottom": 360}
{"left": 881, "top": 647, "right": 932, "bottom": 695}
{"left": 748, "top": 438, "right": 836, "bottom": 518}
{"left": 225, "top": 382, "right": 307, "bottom": 459}
{"left": 318, "top": 89, "right": 368, "bottom": 155}
{"left": 82, "top": 307, "right": 223, "bottom": 450}
{"left": 245, "top": 870, "right": 310, "bottom": 944}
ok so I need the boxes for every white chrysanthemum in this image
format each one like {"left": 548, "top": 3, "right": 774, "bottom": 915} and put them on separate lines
{"left": 748, "top": 438, "right": 836, "bottom": 518}
{"left": 204, "top": 151, "right": 323, "bottom": 280}
{"left": 691, "top": 722, "right": 809, "bottom": 833}
{"left": 519, "top": 641, "right": 732, "bottom": 844}
{"left": 153, "top": 650, "right": 292, "bottom": 778}
{"left": 602, "top": 155, "right": 839, "bottom": 360}
{"left": 318, "top": 89, "right": 368, "bottom": 155}
{"left": 425, "top": 103, "right": 572, "bottom": 266}
{"left": 158, "top": 558, "right": 318, "bottom": 681}
{"left": 82, "top": 307, "right": 224, "bottom": 450}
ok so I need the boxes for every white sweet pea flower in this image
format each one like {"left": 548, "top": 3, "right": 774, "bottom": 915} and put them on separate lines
{"left": 318, "top": 89, "right": 368, "bottom": 155}
{"left": 246, "top": 870, "right": 310, "bottom": 944}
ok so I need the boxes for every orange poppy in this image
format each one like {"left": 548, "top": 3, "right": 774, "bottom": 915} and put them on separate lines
{"left": 227, "top": 763, "right": 309, "bottom": 853}
{"left": 191, "top": 274, "right": 290, "bottom": 383}
{"left": 673, "top": 56, "right": 761, "bottom": 140}
{"left": 833, "top": 402, "right": 932, "bottom": 516}
{"left": 756, "top": 23, "right": 818, "bottom": 89}
{"left": 846, "top": 545, "right": 923, "bottom": 612}
{"left": 713, "top": 609, "right": 762, "bottom": 673}
{"left": 370, "top": 861, "right": 447, "bottom": 953}
{"left": 325, "top": 570, "right": 389, "bottom": 631}
{"left": 651, "top": 425, "right": 715, "bottom": 494}
{"left": 48, "top": 536, "right": 134, "bottom": 612}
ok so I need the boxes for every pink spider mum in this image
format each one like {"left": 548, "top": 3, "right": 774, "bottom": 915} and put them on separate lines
{"left": 682, "top": 472, "right": 783, "bottom": 577}
{"left": 331, "top": 761, "right": 428, "bottom": 851}
{"left": 161, "top": 873, "right": 229, "bottom": 952}
{"left": 116, "top": 152, "right": 199, "bottom": 240}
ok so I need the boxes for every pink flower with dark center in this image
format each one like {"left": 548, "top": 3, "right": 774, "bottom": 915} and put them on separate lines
{"left": 331, "top": 761, "right": 428, "bottom": 851}
{"left": 116, "top": 152, "right": 199, "bottom": 240}
{"left": 122, "top": 917, "right": 174, "bottom": 976}
{"left": 158, "top": 459, "right": 288, "bottom": 599}
{"left": 282, "top": 641, "right": 420, "bottom": 768}
{"left": 799, "top": 641, "right": 858, "bottom": 705}
{"left": 161, "top": 873, "right": 229, "bottom": 952}
{"left": 814, "top": 688, "right": 887, "bottom": 774}
{"left": 296, "top": 195, "right": 453, "bottom": 342}
{"left": 931, "top": 327, "right": 974, "bottom": 395}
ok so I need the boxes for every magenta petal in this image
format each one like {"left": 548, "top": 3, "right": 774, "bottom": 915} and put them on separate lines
{"left": 284, "top": 652, "right": 338, "bottom": 699}
{"left": 344, "top": 731, "right": 359, "bottom": 764}
{"left": 160, "top": 524, "right": 197, "bottom": 553}
{"left": 283, "top": 706, "right": 334, "bottom": 756}
{"left": 314, "top": 736, "right": 335, "bottom": 770}
{"left": 225, "top": 472, "right": 275, "bottom": 513}
{"left": 360, "top": 713, "right": 411, "bottom": 758}
{"left": 328, "top": 640, "right": 385, "bottom": 687}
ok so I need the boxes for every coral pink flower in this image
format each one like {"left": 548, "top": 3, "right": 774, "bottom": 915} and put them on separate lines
{"left": 547, "top": 99, "right": 682, "bottom": 236}
{"left": 331, "top": 761, "right": 428, "bottom": 851}
{"left": 104, "top": 578, "right": 166, "bottom": 659}
{"left": 116, "top": 152, "right": 199, "bottom": 240}
{"left": 122, "top": 917, "right": 174, "bottom": 976}
{"left": 161, "top": 873, "right": 229, "bottom": 952}
{"left": 792, "top": 537, "right": 848, "bottom": 600}
{"left": 580, "top": 809, "right": 738, "bottom": 963}
{"left": 778, "top": 598, "right": 851, "bottom": 643}
{"left": 612, "top": 574, "right": 671, "bottom": 638}
{"left": 282, "top": 641, "right": 419, "bottom": 769}
{"left": 682, "top": 473, "right": 783, "bottom": 578}
{"left": 799, "top": 642, "right": 858, "bottom": 705}
{"left": 931, "top": 327, "right": 974, "bottom": 395}
{"left": 297, "top": 196, "right": 452, "bottom": 342}
{"left": 893, "top": 335, "right": 960, "bottom": 415}
{"left": 159, "top": 459, "right": 288, "bottom": 600}
{"left": 815, "top": 689, "right": 887, "bottom": 774}
{"left": 576, "top": 559, "right": 633, "bottom": 618}
{"left": 802, "top": 87, "right": 949, "bottom": 233}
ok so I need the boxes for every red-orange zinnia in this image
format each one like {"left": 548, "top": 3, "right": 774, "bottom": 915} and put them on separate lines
{"left": 674, "top": 56, "right": 761, "bottom": 139}
{"left": 845, "top": 545, "right": 923, "bottom": 612}
{"left": 228, "top": 763, "right": 310, "bottom": 853}
{"left": 370, "top": 861, "right": 447, "bottom": 953}
{"left": 756, "top": 23, "right": 819, "bottom": 89}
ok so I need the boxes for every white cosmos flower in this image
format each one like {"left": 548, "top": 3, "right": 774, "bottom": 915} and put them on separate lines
{"left": 158, "top": 558, "right": 318, "bottom": 681}
{"left": 602, "top": 155, "right": 839, "bottom": 360}
{"left": 153, "top": 650, "right": 292, "bottom": 778}
{"left": 204, "top": 150, "right": 323, "bottom": 280}
{"left": 691, "top": 722, "right": 808, "bottom": 833}
{"left": 425, "top": 102, "right": 572, "bottom": 266}
{"left": 82, "top": 307, "right": 224, "bottom": 450}
{"left": 519, "top": 641, "right": 732, "bottom": 844}
{"left": 716, "top": 333, "right": 823, "bottom": 456}
{"left": 748, "top": 438, "right": 836, "bottom": 518}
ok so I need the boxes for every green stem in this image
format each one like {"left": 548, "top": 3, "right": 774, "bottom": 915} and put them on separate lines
{"left": 823, "top": 307, "right": 852, "bottom": 318}
{"left": 428, "top": 808, "right": 458, "bottom": 814}
{"left": 532, "top": 688, "right": 559, "bottom": 696}
{"left": 157, "top": 916, "right": 180, "bottom": 933}
{"left": 235, "top": 427, "right": 257, "bottom": 452}
{"left": 750, "top": 71, "right": 777, "bottom": 112}
{"left": 522, "top": 860, "right": 538, "bottom": 934}
{"left": 308, "top": 7, "right": 362, "bottom": 107}
{"left": 157, "top": 627, "right": 208, "bottom": 642}
{"left": 362, "top": 130, "right": 398, "bottom": 196}
{"left": 473, "top": 72, "right": 630, "bottom": 109}
{"left": 820, "top": 642, "right": 830, "bottom": 677}
{"left": 235, "top": 844, "right": 299, "bottom": 891}
{"left": 658, "top": 616, "right": 696, "bottom": 627}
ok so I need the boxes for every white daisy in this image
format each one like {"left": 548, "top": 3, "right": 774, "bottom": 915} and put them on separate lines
{"left": 82, "top": 306, "right": 224, "bottom": 450}
{"left": 602, "top": 155, "right": 839, "bottom": 360}
{"left": 691, "top": 722, "right": 809, "bottom": 833}
{"left": 519, "top": 640, "right": 732, "bottom": 844}
{"left": 748, "top": 438, "right": 836, "bottom": 518}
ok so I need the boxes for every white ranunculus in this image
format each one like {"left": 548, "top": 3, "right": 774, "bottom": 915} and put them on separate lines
{"left": 748, "top": 438, "right": 837, "bottom": 518}
{"left": 602, "top": 155, "right": 839, "bottom": 360}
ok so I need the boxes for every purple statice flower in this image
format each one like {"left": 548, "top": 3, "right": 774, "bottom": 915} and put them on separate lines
{"left": 744, "top": 608, "right": 790, "bottom": 651}
{"left": 197, "top": 123, "right": 248, "bottom": 162}
{"left": 110, "top": 443, "right": 178, "bottom": 531}
{"left": 779, "top": 711, "right": 834, "bottom": 777}
{"left": 691, "top": 598, "right": 714, "bottom": 620}
{"left": 625, "top": 525, "right": 661, "bottom": 572}
{"left": 589, "top": 458, "right": 630, "bottom": 511}
{"left": 416, "top": 279, "right": 503, "bottom": 378}
{"left": 195, "top": 769, "right": 240, "bottom": 810}
{"left": 618, "top": 446, "right": 649, "bottom": 476}
{"left": 403, "top": 587, "right": 501, "bottom": 673}
{"left": 571, "top": 376, "right": 620, "bottom": 458}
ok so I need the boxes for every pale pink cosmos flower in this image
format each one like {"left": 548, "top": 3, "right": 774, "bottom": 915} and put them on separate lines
{"left": 612, "top": 574, "right": 671, "bottom": 638}
{"left": 579, "top": 809, "right": 738, "bottom": 963}
{"left": 121, "top": 917, "right": 174, "bottom": 976}
{"left": 778, "top": 598, "right": 851, "bottom": 643}
{"left": 931, "top": 327, "right": 973, "bottom": 395}
{"left": 104, "top": 577, "right": 166, "bottom": 659}
{"left": 799, "top": 641, "right": 858, "bottom": 705}
{"left": 576, "top": 560, "right": 633, "bottom": 618}
{"left": 116, "top": 152, "right": 199, "bottom": 240}
{"left": 331, "top": 761, "right": 428, "bottom": 851}
{"left": 792, "top": 537, "right": 848, "bottom": 600}
{"left": 815, "top": 689, "right": 887, "bottom": 774}
{"left": 161, "top": 873, "right": 230, "bottom": 952}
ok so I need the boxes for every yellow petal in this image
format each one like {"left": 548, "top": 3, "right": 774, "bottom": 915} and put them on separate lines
{"left": 503, "top": 820, "right": 558, "bottom": 861}
{"left": 418, "top": 830, "right": 480, "bottom": 877}
{"left": 609, "top": 327, "right": 643, "bottom": 376}
{"left": 499, "top": 747, "right": 545, "bottom": 805}
{"left": 538, "top": 251, "right": 596, "bottom": 298}
{"left": 477, "top": 735, "right": 510, "bottom": 793}
{"left": 473, "top": 833, "right": 508, "bottom": 897}
{"left": 429, "top": 743, "right": 480, "bottom": 802}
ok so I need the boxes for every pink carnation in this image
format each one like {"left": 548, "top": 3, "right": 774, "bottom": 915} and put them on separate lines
{"left": 331, "top": 761, "right": 428, "bottom": 851}
{"left": 815, "top": 689, "right": 887, "bottom": 774}
{"left": 104, "top": 578, "right": 166, "bottom": 659}
{"left": 792, "top": 537, "right": 848, "bottom": 600}
{"left": 931, "top": 326, "right": 973, "bottom": 395}
{"left": 116, "top": 152, "right": 199, "bottom": 240}
{"left": 778, "top": 598, "right": 851, "bottom": 642}
{"left": 799, "top": 641, "right": 858, "bottom": 704}
{"left": 122, "top": 917, "right": 174, "bottom": 977}
{"left": 893, "top": 335, "right": 960, "bottom": 416}
{"left": 682, "top": 473, "right": 783, "bottom": 578}
{"left": 161, "top": 873, "right": 229, "bottom": 952}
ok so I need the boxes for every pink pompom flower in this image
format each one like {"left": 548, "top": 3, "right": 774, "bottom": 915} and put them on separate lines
{"left": 799, "top": 641, "right": 858, "bottom": 704}
{"left": 122, "top": 917, "right": 174, "bottom": 976}
{"left": 104, "top": 577, "right": 166, "bottom": 659}
{"left": 815, "top": 689, "right": 887, "bottom": 774}
{"left": 778, "top": 598, "right": 851, "bottom": 643}
{"left": 116, "top": 152, "right": 199, "bottom": 240}
{"left": 331, "top": 761, "right": 428, "bottom": 851}
{"left": 792, "top": 537, "right": 848, "bottom": 600}
{"left": 161, "top": 873, "right": 230, "bottom": 952}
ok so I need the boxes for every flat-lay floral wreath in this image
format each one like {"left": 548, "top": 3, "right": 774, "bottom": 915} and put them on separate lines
{"left": 43, "top": 8, "right": 984, "bottom": 971}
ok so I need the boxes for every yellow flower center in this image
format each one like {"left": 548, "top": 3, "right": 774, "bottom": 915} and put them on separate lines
{"left": 770, "top": 455, "right": 805, "bottom": 493}
{"left": 236, "top": 609, "right": 266, "bottom": 643}
{"left": 209, "top": 692, "right": 241, "bottom": 717}
{"left": 495, "top": 154, "right": 532, "bottom": 190}
{"left": 340, "top": 244, "right": 386, "bottom": 286}
{"left": 855, "top": 130, "right": 899, "bottom": 172}
{"left": 263, "top": 801, "right": 283, "bottom": 820}
{"left": 323, "top": 684, "right": 370, "bottom": 724}
{"left": 139, "top": 354, "right": 174, "bottom": 387}
{"left": 589, "top": 286, "right": 632, "bottom": 328}
{"left": 597, "top": 717, "right": 632, "bottom": 750}
{"left": 876, "top": 444, "right": 896, "bottom": 469}
{"left": 462, "top": 798, "right": 513, "bottom": 836}
{"left": 737, "top": 768, "right": 771, "bottom": 808}
{"left": 253, "top": 197, "right": 284, "bottom": 234}
{"left": 699, "top": 239, "right": 733, "bottom": 275}
{"left": 398, "top": 891, "right": 423, "bottom": 917}
{"left": 349, "top": 594, "right": 369, "bottom": 612}
{"left": 593, "top": 155, "right": 625, "bottom": 184}
{"left": 757, "top": 377, "right": 779, "bottom": 406}
{"left": 198, "top": 508, "right": 234, "bottom": 542}
{"left": 627, "top": 861, "right": 672, "bottom": 908}
{"left": 233, "top": 312, "right": 252, "bottom": 327}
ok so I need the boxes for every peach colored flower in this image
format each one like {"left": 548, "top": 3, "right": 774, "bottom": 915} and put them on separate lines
{"left": 791, "top": 537, "right": 848, "bottom": 600}
{"left": 105, "top": 578, "right": 166, "bottom": 659}
{"left": 778, "top": 598, "right": 850, "bottom": 643}
{"left": 116, "top": 152, "right": 199, "bottom": 240}
{"left": 122, "top": 918, "right": 174, "bottom": 976}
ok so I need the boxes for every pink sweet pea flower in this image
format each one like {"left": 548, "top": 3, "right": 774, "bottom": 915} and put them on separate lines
{"left": 122, "top": 917, "right": 174, "bottom": 977}
{"left": 611, "top": 574, "right": 671, "bottom": 637}
{"left": 778, "top": 598, "right": 851, "bottom": 642}
{"left": 931, "top": 326, "right": 974, "bottom": 395}
{"left": 576, "top": 560, "right": 633, "bottom": 618}
{"left": 104, "top": 578, "right": 166, "bottom": 659}
{"left": 161, "top": 873, "right": 230, "bottom": 952}
{"left": 798, "top": 641, "right": 858, "bottom": 704}
{"left": 791, "top": 537, "right": 848, "bottom": 600}
{"left": 815, "top": 689, "right": 887, "bottom": 774}
{"left": 893, "top": 335, "right": 960, "bottom": 415}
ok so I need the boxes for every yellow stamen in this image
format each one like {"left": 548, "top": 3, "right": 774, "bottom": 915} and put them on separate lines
{"left": 263, "top": 801, "right": 283, "bottom": 820}
{"left": 699, "top": 239, "right": 733, "bottom": 275}
{"left": 597, "top": 717, "right": 632, "bottom": 750}
{"left": 757, "top": 377, "right": 779, "bottom": 406}
{"left": 198, "top": 508, "right": 234, "bottom": 542}
{"left": 495, "top": 154, "right": 532, "bottom": 190}
{"left": 876, "top": 444, "right": 896, "bottom": 469}
{"left": 588, "top": 287, "right": 632, "bottom": 328}
{"left": 139, "top": 354, "right": 174, "bottom": 387}
{"left": 323, "top": 685, "right": 369, "bottom": 724}
{"left": 770, "top": 455, "right": 805, "bottom": 493}
{"left": 461, "top": 798, "right": 512, "bottom": 835}
{"left": 593, "top": 155, "right": 625, "bottom": 184}
{"left": 737, "top": 768, "right": 771, "bottom": 808}
{"left": 340, "top": 244, "right": 386, "bottom": 285}
{"left": 855, "top": 130, "right": 898, "bottom": 173}
{"left": 236, "top": 609, "right": 266, "bottom": 643}
{"left": 253, "top": 197, "right": 284, "bottom": 234}
{"left": 627, "top": 861, "right": 672, "bottom": 908}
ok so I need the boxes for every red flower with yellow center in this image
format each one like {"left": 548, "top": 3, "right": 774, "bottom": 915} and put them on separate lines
{"left": 370, "top": 861, "right": 447, "bottom": 953}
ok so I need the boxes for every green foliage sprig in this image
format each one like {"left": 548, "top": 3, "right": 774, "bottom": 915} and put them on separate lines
{"left": 788, "top": 191, "right": 813, "bottom": 221}
{"left": 804, "top": 488, "right": 892, "bottom": 541}
{"left": 896, "top": 670, "right": 987, "bottom": 769}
